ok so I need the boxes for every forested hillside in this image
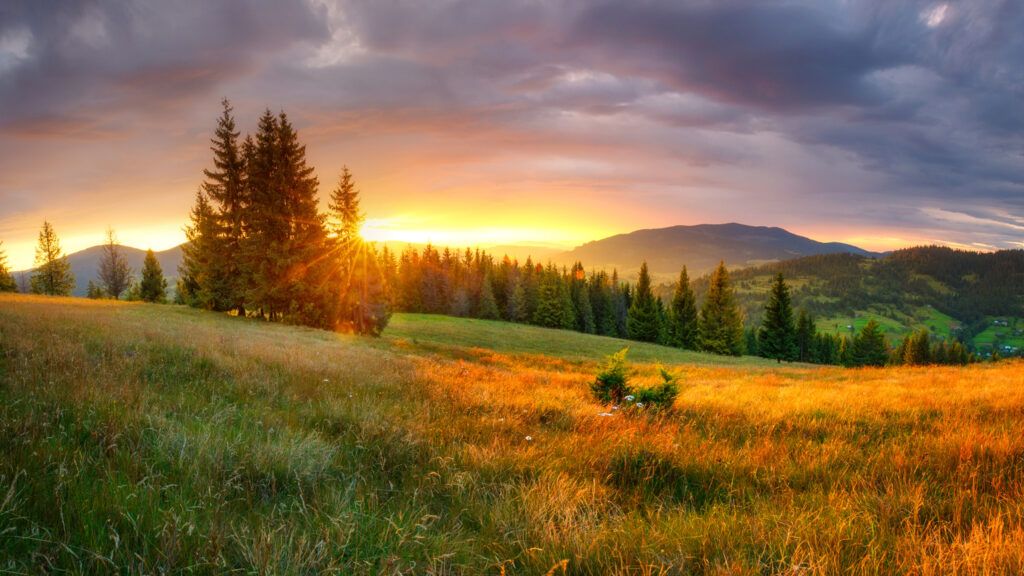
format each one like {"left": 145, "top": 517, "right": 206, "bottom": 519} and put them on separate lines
{"left": 681, "top": 247, "right": 1024, "bottom": 351}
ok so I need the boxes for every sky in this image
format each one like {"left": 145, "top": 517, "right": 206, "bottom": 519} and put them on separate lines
{"left": 1, "top": 0, "right": 1022, "bottom": 270}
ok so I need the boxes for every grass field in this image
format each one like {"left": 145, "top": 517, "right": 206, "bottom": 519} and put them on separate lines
{"left": 2, "top": 294, "right": 1024, "bottom": 574}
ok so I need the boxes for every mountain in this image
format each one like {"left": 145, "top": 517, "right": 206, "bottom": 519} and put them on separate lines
{"left": 15, "top": 244, "right": 184, "bottom": 297}
{"left": 555, "top": 223, "right": 877, "bottom": 279}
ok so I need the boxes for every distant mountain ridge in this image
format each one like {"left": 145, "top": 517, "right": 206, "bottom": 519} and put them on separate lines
{"left": 15, "top": 244, "right": 184, "bottom": 297}
{"left": 554, "top": 223, "right": 877, "bottom": 278}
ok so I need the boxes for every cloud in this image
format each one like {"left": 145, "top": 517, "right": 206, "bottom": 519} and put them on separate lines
{"left": 0, "top": 0, "right": 1023, "bottom": 267}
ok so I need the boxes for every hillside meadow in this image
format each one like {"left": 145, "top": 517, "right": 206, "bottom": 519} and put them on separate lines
{"left": 1, "top": 294, "right": 1023, "bottom": 574}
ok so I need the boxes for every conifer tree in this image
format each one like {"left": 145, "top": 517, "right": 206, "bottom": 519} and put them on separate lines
{"left": 569, "top": 262, "right": 595, "bottom": 333}
{"left": 795, "top": 309, "right": 815, "bottom": 362}
{"left": 507, "top": 276, "right": 528, "bottom": 322}
{"left": 98, "top": 227, "right": 131, "bottom": 299}
{"left": 851, "top": 319, "right": 889, "bottom": 367}
{"left": 0, "top": 241, "right": 16, "bottom": 292}
{"left": 667, "top": 266, "right": 698, "bottom": 349}
{"left": 533, "top": 267, "right": 568, "bottom": 328}
{"left": 180, "top": 190, "right": 231, "bottom": 309}
{"left": 698, "top": 261, "right": 743, "bottom": 356}
{"left": 558, "top": 270, "right": 576, "bottom": 330}
{"left": 903, "top": 329, "right": 932, "bottom": 365}
{"left": 30, "top": 221, "right": 74, "bottom": 296}
{"left": 202, "top": 99, "right": 248, "bottom": 315}
{"left": 139, "top": 249, "right": 167, "bottom": 303}
{"left": 478, "top": 273, "right": 500, "bottom": 319}
{"left": 86, "top": 280, "right": 104, "bottom": 299}
{"left": 588, "top": 270, "right": 615, "bottom": 336}
{"left": 627, "top": 262, "right": 661, "bottom": 342}
{"left": 326, "top": 166, "right": 391, "bottom": 334}
{"left": 759, "top": 273, "right": 797, "bottom": 362}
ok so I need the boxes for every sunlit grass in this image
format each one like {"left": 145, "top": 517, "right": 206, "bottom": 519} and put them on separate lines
{"left": 1, "top": 293, "right": 1023, "bottom": 574}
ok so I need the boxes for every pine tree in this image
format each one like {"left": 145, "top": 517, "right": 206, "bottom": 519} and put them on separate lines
{"left": 179, "top": 190, "right": 231, "bottom": 309}
{"left": 569, "top": 262, "right": 595, "bottom": 333}
{"left": 0, "top": 241, "right": 16, "bottom": 292}
{"left": 557, "top": 269, "right": 576, "bottom": 329}
{"left": 30, "top": 221, "right": 74, "bottom": 296}
{"left": 758, "top": 273, "right": 797, "bottom": 362}
{"left": 533, "top": 267, "right": 567, "bottom": 328}
{"left": 588, "top": 270, "right": 615, "bottom": 336}
{"left": 86, "top": 280, "right": 104, "bottom": 299}
{"left": 667, "top": 266, "right": 698, "bottom": 349}
{"left": 851, "top": 319, "right": 889, "bottom": 367}
{"left": 698, "top": 261, "right": 744, "bottom": 356}
{"left": 627, "top": 262, "right": 661, "bottom": 342}
{"left": 903, "top": 329, "right": 932, "bottom": 366}
{"left": 98, "top": 227, "right": 131, "bottom": 299}
{"left": 139, "top": 249, "right": 167, "bottom": 303}
{"left": 795, "top": 309, "right": 815, "bottom": 362}
{"left": 477, "top": 273, "right": 500, "bottom": 319}
{"left": 507, "top": 276, "right": 528, "bottom": 322}
{"left": 202, "top": 99, "right": 248, "bottom": 315}
{"left": 326, "top": 167, "right": 391, "bottom": 335}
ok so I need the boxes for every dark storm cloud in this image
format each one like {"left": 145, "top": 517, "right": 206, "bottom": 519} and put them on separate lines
{"left": 0, "top": 0, "right": 330, "bottom": 131}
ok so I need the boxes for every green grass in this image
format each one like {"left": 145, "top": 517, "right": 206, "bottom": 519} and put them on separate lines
{"left": 816, "top": 312, "right": 907, "bottom": 338}
{"left": 2, "top": 294, "right": 1024, "bottom": 574}
{"left": 972, "top": 317, "right": 1024, "bottom": 351}
{"left": 384, "top": 313, "right": 776, "bottom": 366}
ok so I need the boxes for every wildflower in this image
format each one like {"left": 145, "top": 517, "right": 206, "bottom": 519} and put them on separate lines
{"left": 598, "top": 412, "right": 614, "bottom": 417}
{"left": 525, "top": 436, "right": 533, "bottom": 442}
{"left": 624, "top": 395, "right": 635, "bottom": 402}
{"left": 611, "top": 405, "right": 619, "bottom": 411}
{"left": 636, "top": 402, "right": 645, "bottom": 408}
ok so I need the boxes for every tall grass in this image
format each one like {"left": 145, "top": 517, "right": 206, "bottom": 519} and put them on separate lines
{"left": 1, "top": 293, "right": 1023, "bottom": 574}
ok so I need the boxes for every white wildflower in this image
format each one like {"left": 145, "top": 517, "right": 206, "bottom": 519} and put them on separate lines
{"left": 525, "top": 436, "right": 533, "bottom": 442}
{"left": 598, "top": 412, "right": 614, "bottom": 417}
{"left": 636, "top": 402, "right": 645, "bottom": 408}
{"left": 624, "top": 395, "right": 635, "bottom": 402}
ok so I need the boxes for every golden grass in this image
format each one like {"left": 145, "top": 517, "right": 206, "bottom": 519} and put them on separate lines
{"left": 1, "top": 293, "right": 1023, "bottom": 574}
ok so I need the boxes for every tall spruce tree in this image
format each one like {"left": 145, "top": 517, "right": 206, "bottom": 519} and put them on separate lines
{"left": 795, "top": 309, "right": 815, "bottom": 362}
{"left": 506, "top": 275, "right": 526, "bottom": 322}
{"left": 98, "top": 227, "right": 132, "bottom": 299}
{"left": 180, "top": 190, "right": 231, "bottom": 310}
{"left": 30, "top": 221, "right": 74, "bottom": 296}
{"left": 698, "top": 261, "right": 744, "bottom": 356}
{"left": 851, "top": 319, "right": 889, "bottom": 367}
{"left": 569, "top": 262, "right": 596, "bottom": 333}
{"left": 139, "top": 249, "right": 167, "bottom": 303}
{"left": 327, "top": 167, "right": 391, "bottom": 335}
{"left": 202, "top": 99, "right": 248, "bottom": 315}
{"left": 667, "top": 266, "right": 698, "bottom": 349}
{"left": 0, "top": 241, "right": 16, "bottom": 292}
{"left": 478, "top": 273, "right": 500, "bottom": 319}
{"left": 759, "top": 273, "right": 797, "bottom": 362}
{"left": 627, "top": 262, "right": 661, "bottom": 342}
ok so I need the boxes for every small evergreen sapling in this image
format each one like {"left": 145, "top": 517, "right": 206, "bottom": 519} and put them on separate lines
{"left": 591, "top": 348, "right": 632, "bottom": 404}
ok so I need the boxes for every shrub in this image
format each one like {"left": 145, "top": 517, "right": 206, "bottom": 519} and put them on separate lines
{"left": 634, "top": 368, "right": 679, "bottom": 410}
{"left": 591, "top": 348, "right": 632, "bottom": 404}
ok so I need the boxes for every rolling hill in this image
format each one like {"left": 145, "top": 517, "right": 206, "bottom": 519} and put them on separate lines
{"left": 554, "top": 223, "right": 877, "bottom": 278}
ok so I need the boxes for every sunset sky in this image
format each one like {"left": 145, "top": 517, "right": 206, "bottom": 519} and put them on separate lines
{"left": 1, "top": 0, "right": 1022, "bottom": 270}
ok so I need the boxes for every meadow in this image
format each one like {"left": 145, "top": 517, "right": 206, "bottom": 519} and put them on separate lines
{"left": 1, "top": 293, "right": 1023, "bottom": 574}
